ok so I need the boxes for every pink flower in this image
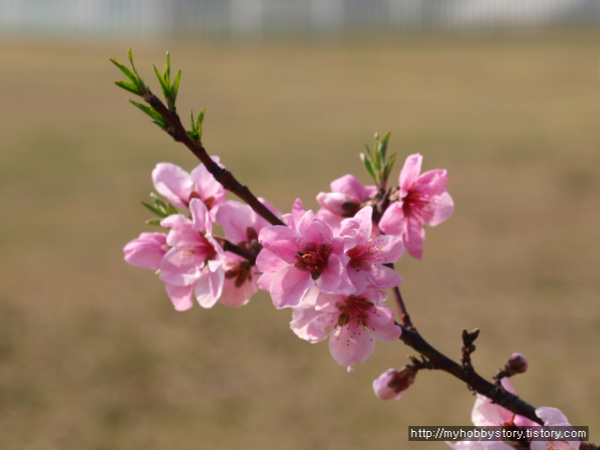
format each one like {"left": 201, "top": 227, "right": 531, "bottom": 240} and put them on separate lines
{"left": 123, "top": 231, "right": 199, "bottom": 311}
{"left": 256, "top": 199, "right": 353, "bottom": 309}
{"left": 379, "top": 153, "right": 454, "bottom": 259}
{"left": 159, "top": 198, "right": 225, "bottom": 309}
{"left": 124, "top": 232, "right": 169, "bottom": 270}
{"left": 290, "top": 287, "right": 401, "bottom": 369}
{"left": 530, "top": 407, "right": 580, "bottom": 450}
{"left": 152, "top": 159, "right": 225, "bottom": 212}
{"left": 339, "top": 206, "right": 404, "bottom": 292}
{"left": 214, "top": 200, "right": 279, "bottom": 307}
{"left": 316, "top": 174, "right": 377, "bottom": 231}
{"left": 373, "top": 367, "right": 415, "bottom": 400}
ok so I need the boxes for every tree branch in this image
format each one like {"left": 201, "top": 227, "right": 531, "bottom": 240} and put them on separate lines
{"left": 398, "top": 323, "right": 543, "bottom": 425}
{"left": 141, "top": 91, "right": 285, "bottom": 227}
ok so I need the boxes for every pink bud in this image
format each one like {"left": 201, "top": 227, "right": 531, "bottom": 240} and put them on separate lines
{"left": 373, "top": 366, "right": 416, "bottom": 401}
{"left": 506, "top": 353, "right": 528, "bottom": 375}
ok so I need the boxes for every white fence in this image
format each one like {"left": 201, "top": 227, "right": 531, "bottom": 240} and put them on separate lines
{"left": 0, "top": 0, "right": 598, "bottom": 38}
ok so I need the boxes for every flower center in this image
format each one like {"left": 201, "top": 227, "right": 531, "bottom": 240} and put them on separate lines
{"left": 336, "top": 296, "right": 376, "bottom": 328}
{"left": 294, "top": 243, "right": 332, "bottom": 280}
{"left": 225, "top": 260, "right": 253, "bottom": 287}
{"left": 346, "top": 240, "right": 383, "bottom": 270}
{"left": 195, "top": 234, "right": 217, "bottom": 262}
{"left": 402, "top": 190, "right": 433, "bottom": 221}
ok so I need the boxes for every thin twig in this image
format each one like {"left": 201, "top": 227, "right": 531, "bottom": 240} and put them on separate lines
{"left": 214, "top": 237, "right": 258, "bottom": 265}
{"left": 141, "top": 91, "right": 285, "bottom": 227}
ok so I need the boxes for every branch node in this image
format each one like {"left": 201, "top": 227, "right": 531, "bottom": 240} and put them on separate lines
{"left": 461, "top": 328, "right": 480, "bottom": 373}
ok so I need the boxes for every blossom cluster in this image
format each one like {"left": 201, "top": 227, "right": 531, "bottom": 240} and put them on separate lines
{"left": 124, "top": 153, "right": 453, "bottom": 370}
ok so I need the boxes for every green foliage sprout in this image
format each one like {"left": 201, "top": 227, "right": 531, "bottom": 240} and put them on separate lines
{"left": 360, "top": 132, "right": 397, "bottom": 190}
{"left": 112, "top": 49, "right": 183, "bottom": 130}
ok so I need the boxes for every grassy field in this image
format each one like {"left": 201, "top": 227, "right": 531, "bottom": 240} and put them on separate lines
{"left": 1, "top": 29, "right": 599, "bottom": 450}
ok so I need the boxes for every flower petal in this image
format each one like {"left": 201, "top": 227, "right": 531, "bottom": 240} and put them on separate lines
{"left": 159, "top": 247, "right": 202, "bottom": 286}
{"left": 194, "top": 268, "right": 224, "bottom": 308}
{"left": 399, "top": 153, "right": 423, "bottom": 194}
{"left": 379, "top": 202, "right": 406, "bottom": 237}
{"left": 290, "top": 302, "right": 331, "bottom": 343}
{"left": 214, "top": 201, "right": 255, "bottom": 242}
{"left": 165, "top": 284, "right": 194, "bottom": 311}
{"left": 319, "top": 253, "right": 354, "bottom": 295}
{"left": 152, "top": 162, "right": 193, "bottom": 209}
{"left": 429, "top": 192, "right": 455, "bottom": 226}
{"left": 123, "top": 232, "right": 168, "bottom": 270}
{"left": 404, "top": 218, "right": 426, "bottom": 259}
{"left": 328, "top": 322, "right": 375, "bottom": 369}
{"left": 269, "top": 265, "right": 313, "bottom": 309}
{"left": 368, "top": 306, "right": 402, "bottom": 342}
{"left": 190, "top": 198, "right": 212, "bottom": 235}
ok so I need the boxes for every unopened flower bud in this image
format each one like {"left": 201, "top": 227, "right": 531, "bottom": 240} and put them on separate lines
{"left": 373, "top": 366, "right": 416, "bottom": 401}
{"left": 506, "top": 353, "right": 528, "bottom": 375}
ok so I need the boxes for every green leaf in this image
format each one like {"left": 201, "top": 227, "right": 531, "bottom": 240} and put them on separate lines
{"left": 171, "top": 70, "right": 181, "bottom": 105}
{"left": 141, "top": 200, "right": 168, "bottom": 218}
{"left": 383, "top": 152, "right": 397, "bottom": 181}
{"left": 360, "top": 153, "right": 376, "bottom": 181}
{"left": 127, "top": 48, "right": 140, "bottom": 77}
{"left": 163, "top": 52, "right": 171, "bottom": 85}
{"left": 166, "top": 202, "right": 179, "bottom": 215}
{"left": 150, "top": 192, "right": 167, "bottom": 208}
{"left": 110, "top": 58, "right": 138, "bottom": 84}
{"left": 147, "top": 193, "right": 179, "bottom": 216}
{"left": 129, "top": 100, "right": 168, "bottom": 128}
{"left": 111, "top": 49, "right": 148, "bottom": 96}
{"left": 196, "top": 108, "right": 205, "bottom": 135}
{"left": 188, "top": 109, "right": 205, "bottom": 141}
{"left": 153, "top": 64, "right": 170, "bottom": 101}
{"left": 114, "top": 80, "right": 141, "bottom": 95}
{"left": 363, "top": 143, "right": 374, "bottom": 160}
{"left": 377, "top": 132, "right": 391, "bottom": 162}
{"left": 188, "top": 111, "right": 199, "bottom": 141}
{"left": 146, "top": 219, "right": 163, "bottom": 227}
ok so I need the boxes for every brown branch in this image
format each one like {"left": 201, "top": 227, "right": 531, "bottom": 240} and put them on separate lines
{"left": 141, "top": 91, "right": 285, "bottom": 227}
{"left": 461, "top": 328, "right": 480, "bottom": 373}
{"left": 214, "top": 237, "right": 258, "bottom": 265}
{"left": 390, "top": 284, "right": 413, "bottom": 329}
{"left": 398, "top": 323, "right": 543, "bottom": 425}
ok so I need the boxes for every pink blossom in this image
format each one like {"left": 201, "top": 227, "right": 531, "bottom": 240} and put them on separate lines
{"left": 316, "top": 174, "right": 377, "bottom": 231}
{"left": 373, "top": 367, "right": 415, "bottom": 400}
{"left": 214, "top": 200, "right": 279, "bottom": 307}
{"left": 530, "top": 407, "right": 580, "bottom": 450}
{"left": 123, "top": 231, "right": 197, "bottom": 311}
{"left": 124, "top": 232, "right": 169, "bottom": 270}
{"left": 290, "top": 287, "right": 401, "bottom": 369}
{"left": 256, "top": 199, "right": 353, "bottom": 309}
{"left": 159, "top": 198, "right": 225, "bottom": 309}
{"left": 152, "top": 158, "right": 225, "bottom": 212}
{"left": 379, "top": 153, "right": 454, "bottom": 259}
{"left": 339, "top": 206, "right": 404, "bottom": 292}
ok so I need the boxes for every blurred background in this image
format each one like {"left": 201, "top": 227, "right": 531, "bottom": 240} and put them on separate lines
{"left": 1, "top": 1, "right": 599, "bottom": 449}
